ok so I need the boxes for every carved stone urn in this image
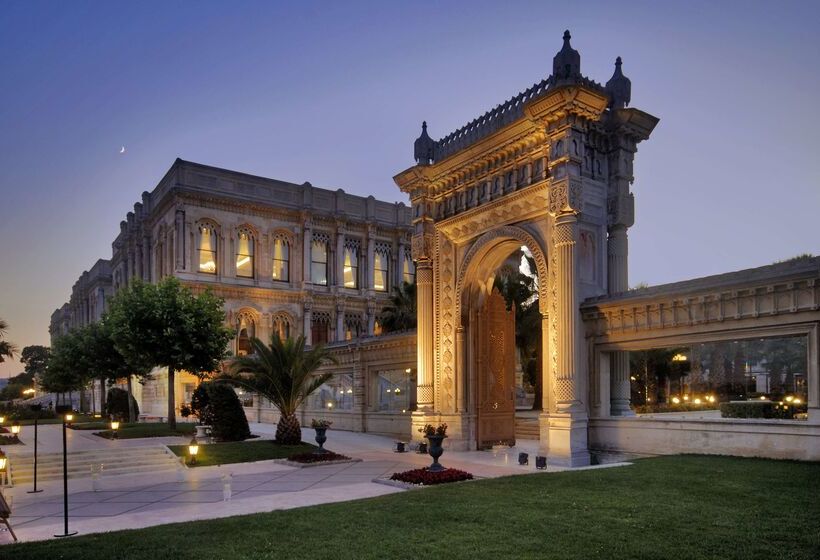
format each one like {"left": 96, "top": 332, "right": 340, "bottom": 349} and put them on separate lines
{"left": 314, "top": 427, "right": 329, "bottom": 454}
{"left": 426, "top": 434, "right": 447, "bottom": 472}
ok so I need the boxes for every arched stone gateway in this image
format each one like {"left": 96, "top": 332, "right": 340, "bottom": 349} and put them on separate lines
{"left": 394, "top": 31, "right": 658, "bottom": 466}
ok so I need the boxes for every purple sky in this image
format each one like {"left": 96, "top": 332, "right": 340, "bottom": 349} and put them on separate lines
{"left": 1, "top": 0, "right": 818, "bottom": 378}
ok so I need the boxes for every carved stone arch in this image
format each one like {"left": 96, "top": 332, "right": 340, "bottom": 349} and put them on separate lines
{"left": 271, "top": 309, "right": 295, "bottom": 341}
{"left": 235, "top": 222, "right": 260, "bottom": 239}
{"left": 195, "top": 217, "right": 221, "bottom": 231}
{"left": 270, "top": 227, "right": 295, "bottom": 246}
{"left": 455, "top": 224, "right": 549, "bottom": 323}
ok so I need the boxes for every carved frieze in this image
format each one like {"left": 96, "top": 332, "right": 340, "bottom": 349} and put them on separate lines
{"left": 548, "top": 179, "right": 583, "bottom": 216}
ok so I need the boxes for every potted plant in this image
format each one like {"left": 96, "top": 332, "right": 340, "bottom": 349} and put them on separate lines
{"left": 311, "top": 419, "right": 332, "bottom": 454}
{"left": 419, "top": 423, "right": 448, "bottom": 472}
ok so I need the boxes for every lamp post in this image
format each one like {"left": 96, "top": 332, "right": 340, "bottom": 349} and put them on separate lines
{"left": 187, "top": 436, "right": 199, "bottom": 465}
{"left": 110, "top": 420, "right": 120, "bottom": 439}
{"left": 10, "top": 423, "right": 21, "bottom": 444}
{"left": 54, "top": 406, "right": 77, "bottom": 538}
{"left": 27, "top": 404, "right": 43, "bottom": 494}
{"left": 0, "top": 448, "right": 8, "bottom": 487}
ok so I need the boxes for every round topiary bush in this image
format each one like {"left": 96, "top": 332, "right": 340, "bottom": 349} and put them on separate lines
{"left": 106, "top": 387, "right": 139, "bottom": 421}
{"left": 200, "top": 381, "right": 251, "bottom": 442}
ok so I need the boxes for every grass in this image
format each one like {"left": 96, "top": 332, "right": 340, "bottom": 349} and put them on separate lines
{"left": 167, "top": 439, "right": 317, "bottom": 467}
{"left": 3, "top": 414, "right": 97, "bottom": 426}
{"left": 7, "top": 455, "right": 820, "bottom": 559}
{"left": 93, "top": 422, "right": 196, "bottom": 439}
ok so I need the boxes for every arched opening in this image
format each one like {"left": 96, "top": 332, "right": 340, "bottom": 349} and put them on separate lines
{"left": 458, "top": 231, "right": 547, "bottom": 449}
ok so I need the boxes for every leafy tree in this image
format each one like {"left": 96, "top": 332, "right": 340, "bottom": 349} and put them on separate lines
{"left": 0, "top": 318, "right": 18, "bottom": 363}
{"left": 0, "top": 371, "right": 31, "bottom": 401}
{"left": 108, "top": 277, "right": 234, "bottom": 429}
{"left": 379, "top": 281, "right": 417, "bottom": 333}
{"left": 190, "top": 384, "right": 214, "bottom": 425}
{"left": 226, "top": 335, "right": 336, "bottom": 444}
{"left": 20, "top": 345, "right": 50, "bottom": 381}
{"left": 106, "top": 387, "right": 140, "bottom": 421}
{"left": 43, "top": 328, "right": 90, "bottom": 397}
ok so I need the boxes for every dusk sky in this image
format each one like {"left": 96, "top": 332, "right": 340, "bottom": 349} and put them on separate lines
{"left": 1, "top": 0, "right": 818, "bottom": 378}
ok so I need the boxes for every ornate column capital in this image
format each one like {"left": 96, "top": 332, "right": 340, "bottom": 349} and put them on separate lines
{"left": 548, "top": 179, "right": 583, "bottom": 217}
{"left": 607, "top": 193, "right": 634, "bottom": 229}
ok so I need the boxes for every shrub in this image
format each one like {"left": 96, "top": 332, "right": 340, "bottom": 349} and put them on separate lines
{"left": 0, "top": 404, "right": 57, "bottom": 421}
{"left": 288, "top": 451, "right": 350, "bottom": 463}
{"left": 106, "top": 388, "right": 139, "bottom": 421}
{"left": 720, "top": 401, "right": 806, "bottom": 420}
{"left": 190, "top": 384, "right": 213, "bottom": 425}
{"left": 201, "top": 382, "right": 251, "bottom": 442}
{"left": 390, "top": 468, "right": 473, "bottom": 485}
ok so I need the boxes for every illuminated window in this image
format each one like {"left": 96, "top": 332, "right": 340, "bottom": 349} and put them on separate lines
{"left": 343, "top": 244, "right": 358, "bottom": 289}
{"left": 198, "top": 224, "right": 217, "bottom": 274}
{"left": 236, "top": 314, "right": 255, "bottom": 356}
{"left": 236, "top": 230, "right": 254, "bottom": 278}
{"left": 311, "top": 237, "right": 328, "bottom": 286}
{"left": 272, "top": 313, "right": 291, "bottom": 342}
{"left": 374, "top": 246, "right": 389, "bottom": 292}
{"left": 272, "top": 238, "right": 290, "bottom": 282}
{"left": 402, "top": 250, "right": 415, "bottom": 285}
{"left": 376, "top": 368, "right": 416, "bottom": 413}
{"left": 373, "top": 320, "right": 383, "bottom": 336}
{"left": 311, "top": 373, "right": 353, "bottom": 410}
{"left": 344, "top": 314, "right": 363, "bottom": 340}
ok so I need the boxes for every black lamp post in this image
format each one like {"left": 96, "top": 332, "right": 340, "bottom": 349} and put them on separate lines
{"left": 27, "top": 404, "right": 43, "bottom": 494}
{"left": 54, "top": 405, "right": 77, "bottom": 538}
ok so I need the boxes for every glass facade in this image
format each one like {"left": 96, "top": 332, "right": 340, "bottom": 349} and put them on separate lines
{"left": 375, "top": 368, "right": 416, "bottom": 413}
{"left": 310, "top": 373, "right": 353, "bottom": 410}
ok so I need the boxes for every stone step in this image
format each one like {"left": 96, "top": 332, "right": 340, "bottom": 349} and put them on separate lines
{"left": 12, "top": 448, "right": 171, "bottom": 465}
{"left": 11, "top": 462, "right": 180, "bottom": 484}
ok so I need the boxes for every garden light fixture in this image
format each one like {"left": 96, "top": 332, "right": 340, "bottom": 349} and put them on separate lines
{"left": 110, "top": 420, "right": 120, "bottom": 439}
{"left": 188, "top": 436, "right": 199, "bottom": 465}
{"left": 0, "top": 449, "right": 7, "bottom": 473}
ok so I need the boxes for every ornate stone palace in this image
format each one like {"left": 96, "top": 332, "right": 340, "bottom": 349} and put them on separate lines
{"left": 51, "top": 31, "right": 820, "bottom": 463}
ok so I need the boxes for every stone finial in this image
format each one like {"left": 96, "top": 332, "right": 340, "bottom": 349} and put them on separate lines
{"left": 605, "top": 56, "right": 631, "bottom": 109}
{"left": 552, "top": 30, "right": 581, "bottom": 83}
{"left": 414, "top": 121, "right": 436, "bottom": 165}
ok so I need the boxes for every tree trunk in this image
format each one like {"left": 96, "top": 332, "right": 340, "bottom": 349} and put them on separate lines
{"left": 167, "top": 366, "right": 177, "bottom": 430}
{"left": 79, "top": 385, "right": 88, "bottom": 412}
{"left": 99, "top": 377, "right": 107, "bottom": 416}
{"left": 275, "top": 413, "right": 301, "bottom": 445}
{"left": 126, "top": 375, "right": 136, "bottom": 423}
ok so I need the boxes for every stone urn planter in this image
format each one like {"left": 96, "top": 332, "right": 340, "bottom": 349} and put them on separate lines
{"left": 195, "top": 425, "right": 211, "bottom": 439}
{"left": 425, "top": 434, "right": 447, "bottom": 472}
{"left": 313, "top": 427, "right": 329, "bottom": 454}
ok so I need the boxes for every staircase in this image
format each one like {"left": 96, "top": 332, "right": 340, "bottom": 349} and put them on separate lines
{"left": 9, "top": 446, "right": 181, "bottom": 485}
{"left": 515, "top": 417, "right": 540, "bottom": 440}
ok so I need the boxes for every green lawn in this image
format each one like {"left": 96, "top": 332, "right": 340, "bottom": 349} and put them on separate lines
{"left": 7, "top": 455, "right": 820, "bottom": 559}
{"left": 167, "top": 439, "right": 316, "bottom": 467}
{"left": 93, "top": 422, "right": 196, "bottom": 439}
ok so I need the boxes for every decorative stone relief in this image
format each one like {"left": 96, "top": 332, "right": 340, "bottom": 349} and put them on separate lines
{"left": 436, "top": 232, "right": 456, "bottom": 412}
{"left": 548, "top": 180, "right": 583, "bottom": 216}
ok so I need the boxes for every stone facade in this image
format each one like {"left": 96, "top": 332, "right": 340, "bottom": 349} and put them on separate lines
{"left": 52, "top": 158, "right": 414, "bottom": 416}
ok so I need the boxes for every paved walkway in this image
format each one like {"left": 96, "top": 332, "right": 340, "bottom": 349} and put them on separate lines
{"left": 0, "top": 423, "right": 629, "bottom": 544}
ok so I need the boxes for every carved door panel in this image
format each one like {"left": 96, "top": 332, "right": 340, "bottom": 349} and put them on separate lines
{"left": 477, "top": 290, "right": 516, "bottom": 448}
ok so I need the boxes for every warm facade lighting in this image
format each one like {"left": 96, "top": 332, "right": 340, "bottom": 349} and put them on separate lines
{"left": 672, "top": 397, "right": 681, "bottom": 404}
{"left": 23, "top": 388, "right": 35, "bottom": 395}
{"left": 694, "top": 398, "right": 702, "bottom": 405}
{"left": 672, "top": 353, "right": 688, "bottom": 362}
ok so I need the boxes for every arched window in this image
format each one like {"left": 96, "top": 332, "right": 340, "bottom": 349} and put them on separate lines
{"left": 343, "top": 241, "right": 359, "bottom": 289}
{"left": 236, "top": 229, "right": 254, "bottom": 278}
{"left": 198, "top": 224, "right": 217, "bottom": 274}
{"left": 374, "top": 244, "right": 390, "bottom": 292}
{"left": 373, "top": 320, "right": 383, "bottom": 336}
{"left": 272, "top": 312, "right": 292, "bottom": 342}
{"left": 311, "top": 311, "right": 330, "bottom": 345}
{"left": 344, "top": 313, "right": 363, "bottom": 340}
{"left": 271, "top": 237, "right": 290, "bottom": 282}
{"left": 236, "top": 313, "right": 256, "bottom": 356}
{"left": 311, "top": 234, "right": 329, "bottom": 286}
{"left": 402, "top": 248, "right": 415, "bottom": 285}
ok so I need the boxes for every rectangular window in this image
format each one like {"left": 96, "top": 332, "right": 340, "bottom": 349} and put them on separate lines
{"left": 343, "top": 246, "right": 358, "bottom": 288}
{"left": 198, "top": 226, "right": 217, "bottom": 274}
{"left": 376, "top": 368, "right": 416, "bottom": 413}
{"left": 311, "top": 374, "right": 353, "bottom": 411}
{"left": 311, "top": 239, "right": 328, "bottom": 285}
{"left": 402, "top": 253, "right": 415, "bottom": 285}
{"left": 628, "top": 335, "right": 808, "bottom": 420}
{"left": 311, "top": 318, "right": 329, "bottom": 345}
{"left": 272, "top": 239, "right": 289, "bottom": 282}
{"left": 236, "top": 232, "right": 254, "bottom": 278}
{"left": 374, "top": 251, "right": 388, "bottom": 292}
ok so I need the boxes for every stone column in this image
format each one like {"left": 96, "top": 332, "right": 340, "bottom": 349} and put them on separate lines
{"left": 335, "top": 222, "right": 345, "bottom": 289}
{"left": 415, "top": 261, "right": 434, "bottom": 410}
{"left": 553, "top": 214, "right": 581, "bottom": 411}
{"left": 335, "top": 300, "right": 345, "bottom": 342}
{"left": 302, "top": 215, "right": 312, "bottom": 286}
{"left": 366, "top": 224, "right": 376, "bottom": 291}
{"left": 175, "top": 208, "right": 185, "bottom": 271}
{"left": 396, "top": 238, "right": 406, "bottom": 287}
{"left": 303, "top": 299, "right": 312, "bottom": 344}
{"left": 142, "top": 236, "right": 151, "bottom": 281}
{"left": 366, "top": 299, "right": 376, "bottom": 335}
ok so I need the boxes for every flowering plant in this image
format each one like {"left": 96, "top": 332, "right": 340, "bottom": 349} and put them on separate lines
{"left": 418, "top": 423, "right": 447, "bottom": 437}
{"left": 390, "top": 467, "right": 473, "bottom": 486}
{"left": 311, "top": 418, "right": 333, "bottom": 429}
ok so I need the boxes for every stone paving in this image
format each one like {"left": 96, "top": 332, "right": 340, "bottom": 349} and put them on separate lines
{"left": 0, "top": 422, "right": 629, "bottom": 544}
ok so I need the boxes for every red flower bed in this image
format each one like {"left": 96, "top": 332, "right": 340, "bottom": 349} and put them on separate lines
{"left": 287, "top": 451, "right": 351, "bottom": 463}
{"left": 390, "top": 468, "right": 474, "bottom": 486}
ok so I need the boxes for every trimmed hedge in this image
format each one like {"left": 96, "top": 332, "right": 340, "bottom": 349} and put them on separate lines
{"left": 200, "top": 381, "right": 251, "bottom": 442}
{"left": 720, "top": 400, "right": 806, "bottom": 420}
{"left": 106, "top": 387, "right": 140, "bottom": 421}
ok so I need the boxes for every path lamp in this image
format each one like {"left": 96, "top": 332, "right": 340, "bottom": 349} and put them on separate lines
{"left": 110, "top": 420, "right": 120, "bottom": 439}
{"left": 9, "top": 423, "right": 21, "bottom": 443}
{"left": 188, "top": 436, "right": 199, "bottom": 465}
{"left": 0, "top": 448, "right": 7, "bottom": 486}
{"left": 54, "top": 406, "right": 77, "bottom": 538}
{"left": 27, "top": 404, "right": 43, "bottom": 494}
{"left": 0, "top": 416, "right": 5, "bottom": 425}
{"left": 65, "top": 413, "right": 74, "bottom": 427}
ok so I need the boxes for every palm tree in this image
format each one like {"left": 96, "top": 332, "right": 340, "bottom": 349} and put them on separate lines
{"left": 0, "top": 318, "right": 18, "bottom": 363}
{"left": 227, "top": 335, "right": 337, "bottom": 445}
{"left": 380, "top": 281, "right": 417, "bottom": 333}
